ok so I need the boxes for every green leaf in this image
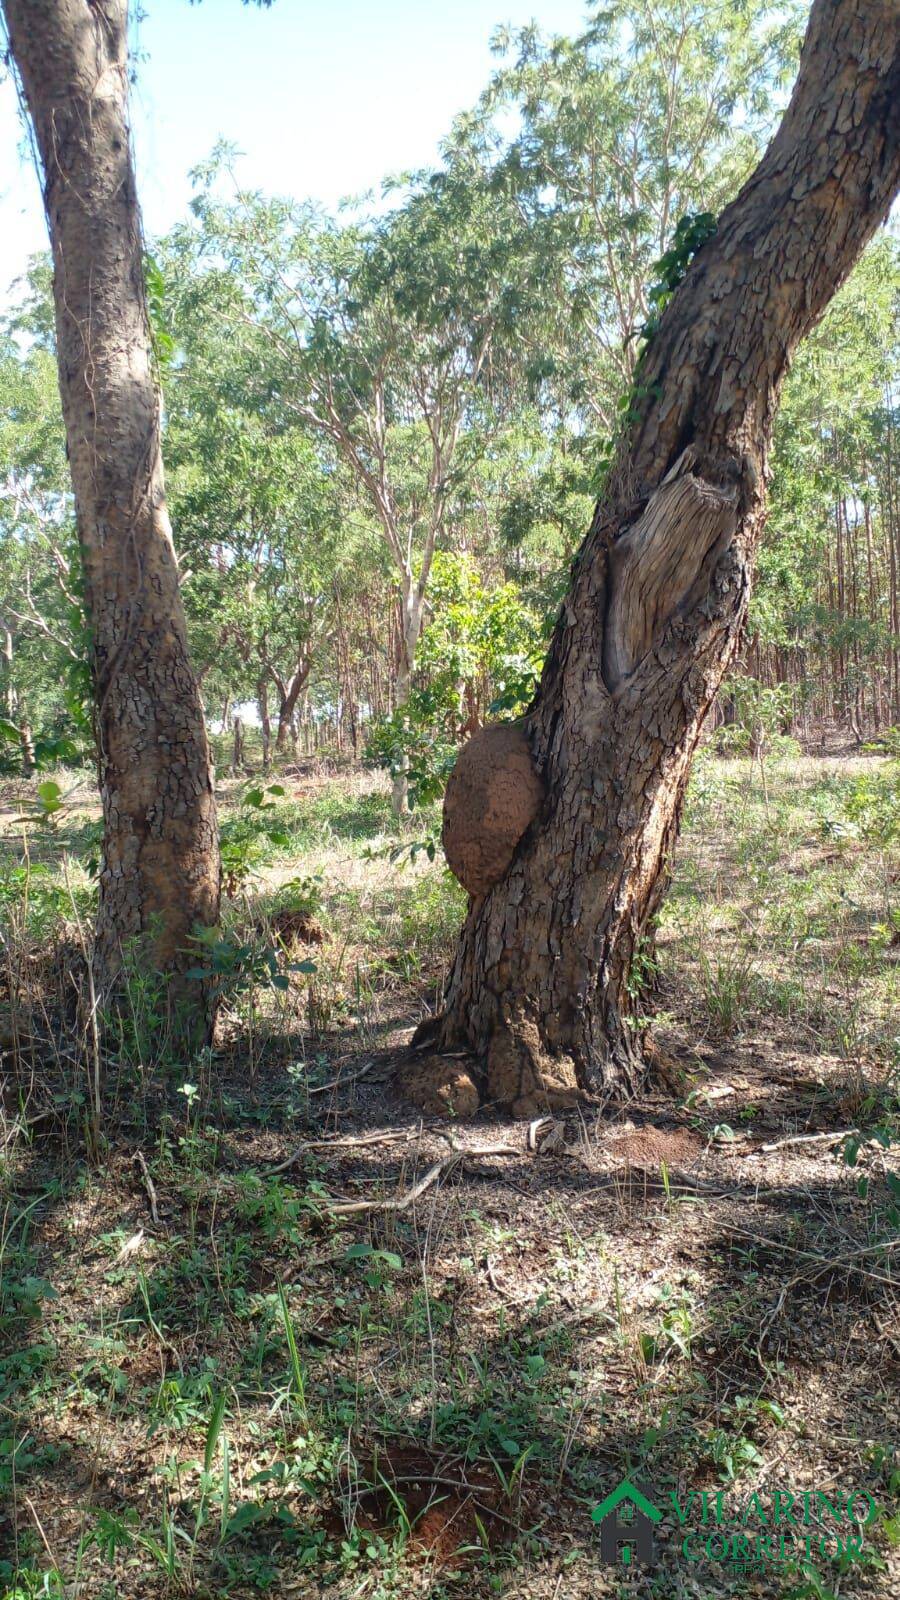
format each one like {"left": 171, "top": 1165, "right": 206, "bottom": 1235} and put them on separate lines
{"left": 204, "top": 1391, "right": 227, "bottom": 1472}
{"left": 342, "top": 1242, "right": 402, "bottom": 1271}
{"left": 37, "top": 780, "right": 63, "bottom": 815}
{"left": 224, "top": 1501, "right": 269, "bottom": 1537}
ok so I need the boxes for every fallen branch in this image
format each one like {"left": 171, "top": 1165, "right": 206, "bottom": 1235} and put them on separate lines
{"left": 754, "top": 1234, "right": 899, "bottom": 1362}
{"left": 327, "top": 1142, "right": 520, "bottom": 1216}
{"left": 267, "top": 1126, "right": 420, "bottom": 1174}
{"left": 753, "top": 1128, "right": 858, "bottom": 1155}
{"left": 306, "top": 1058, "right": 378, "bottom": 1096}
{"left": 133, "top": 1150, "right": 160, "bottom": 1225}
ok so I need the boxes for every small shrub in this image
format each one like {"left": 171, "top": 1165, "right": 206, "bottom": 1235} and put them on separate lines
{"left": 219, "top": 783, "right": 293, "bottom": 892}
{"left": 699, "top": 948, "right": 755, "bottom": 1036}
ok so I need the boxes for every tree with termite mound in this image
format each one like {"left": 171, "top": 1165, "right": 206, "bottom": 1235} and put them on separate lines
{"left": 432, "top": 0, "right": 900, "bottom": 1116}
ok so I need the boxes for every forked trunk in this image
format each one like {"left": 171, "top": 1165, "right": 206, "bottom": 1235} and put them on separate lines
{"left": 275, "top": 657, "right": 312, "bottom": 752}
{"left": 3, "top": 0, "right": 220, "bottom": 1030}
{"left": 434, "top": 0, "right": 900, "bottom": 1114}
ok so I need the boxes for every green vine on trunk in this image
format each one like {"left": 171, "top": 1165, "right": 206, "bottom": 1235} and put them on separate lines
{"left": 594, "top": 212, "right": 719, "bottom": 491}
{"left": 640, "top": 210, "right": 719, "bottom": 348}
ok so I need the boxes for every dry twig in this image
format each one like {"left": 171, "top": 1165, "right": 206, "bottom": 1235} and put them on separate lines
{"left": 306, "top": 1058, "right": 378, "bottom": 1096}
{"left": 327, "top": 1142, "right": 520, "bottom": 1216}
{"left": 754, "top": 1128, "right": 858, "bottom": 1154}
{"left": 267, "top": 1126, "right": 419, "bottom": 1174}
{"left": 133, "top": 1150, "right": 160, "bottom": 1225}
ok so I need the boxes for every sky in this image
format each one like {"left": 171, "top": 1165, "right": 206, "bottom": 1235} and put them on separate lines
{"left": 0, "top": 0, "right": 591, "bottom": 302}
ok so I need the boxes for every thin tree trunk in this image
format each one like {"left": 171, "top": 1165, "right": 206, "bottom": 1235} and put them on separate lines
{"left": 391, "top": 670, "right": 412, "bottom": 815}
{"left": 877, "top": 382, "right": 890, "bottom": 720}
{"left": 333, "top": 584, "right": 360, "bottom": 755}
{"left": 3, "top": 0, "right": 219, "bottom": 1022}
{"left": 19, "top": 721, "right": 36, "bottom": 778}
{"left": 431, "top": 0, "right": 900, "bottom": 1113}
{"left": 390, "top": 584, "right": 424, "bottom": 816}
{"left": 258, "top": 678, "right": 272, "bottom": 771}
{"left": 863, "top": 494, "right": 879, "bottom": 728}
{"left": 1, "top": 624, "right": 14, "bottom": 720}
{"left": 231, "top": 713, "right": 244, "bottom": 777}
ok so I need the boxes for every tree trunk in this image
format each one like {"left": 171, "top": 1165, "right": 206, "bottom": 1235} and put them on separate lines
{"left": 390, "top": 666, "right": 412, "bottom": 817}
{"left": 433, "top": 0, "right": 900, "bottom": 1114}
{"left": 1, "top": 624, "right": 14, "bottom": 720}
{"left": 231, "top": 713, "right": 245, "bottom": 777}
{"left": 390, "top": 584, "right": 424, "bottom": 816}
{"left": 275, "top": 657, "right": 311, "bottom": 752}
{"left": 258, "top": 677, "right": 272, "bottom": 771}
{"left": 3, "top": 0, "right": 219, "bottom": 1018}
{"left": 19, "top": 721, "right": 36, "bottom": 779}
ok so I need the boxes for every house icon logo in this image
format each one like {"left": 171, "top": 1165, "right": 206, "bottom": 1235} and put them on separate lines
{"left": 591, "top": 1479, "right": 661, "bottom": 1566}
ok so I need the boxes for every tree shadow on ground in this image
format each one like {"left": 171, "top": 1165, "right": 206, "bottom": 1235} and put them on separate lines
{"left": 3, "top": 1053, "right": 898, "bottom": 1597}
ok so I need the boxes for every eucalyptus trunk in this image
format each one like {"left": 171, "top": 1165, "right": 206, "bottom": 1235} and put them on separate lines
{"left": 434, "top": 0, "right": 900, "bottom": 1113}
{"left": 391, "top": 584, "right": 424, "bottom": 816}
{"left": 3, "top": 0, "right": 220, "bottom": 1026}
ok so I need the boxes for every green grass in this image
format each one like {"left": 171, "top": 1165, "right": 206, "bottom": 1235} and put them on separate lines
{"left": 667, "top": 751, "right": 899, "bottom": 1062}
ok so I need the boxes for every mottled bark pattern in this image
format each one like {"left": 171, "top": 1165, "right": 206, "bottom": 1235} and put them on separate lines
{"left": 438, "top": 0, "right": 900, "bottom": 1107}
{"left": 3, "top": 0, "right": 219, "bottom": 1002}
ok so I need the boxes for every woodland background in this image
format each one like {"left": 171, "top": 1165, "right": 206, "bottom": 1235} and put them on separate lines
{"left": 2, "top": 0, "right": 899, "bottom": 796}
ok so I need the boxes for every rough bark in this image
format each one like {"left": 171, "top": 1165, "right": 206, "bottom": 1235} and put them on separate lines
{"left": 433, "top": 0, "right": 900, "bottom": 1114}
{"left": 3, "top": 0, "right": 220, "bottom": 1017}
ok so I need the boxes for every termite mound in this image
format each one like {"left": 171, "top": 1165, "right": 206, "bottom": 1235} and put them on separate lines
{"left": 442, "top": 723, "right": 545, "bottom": 897}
